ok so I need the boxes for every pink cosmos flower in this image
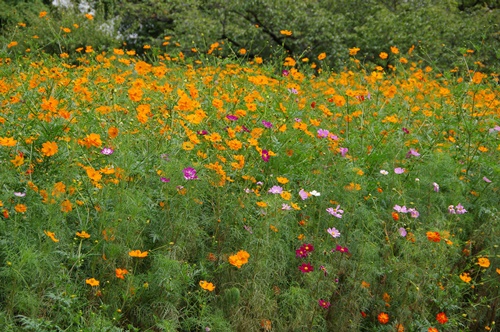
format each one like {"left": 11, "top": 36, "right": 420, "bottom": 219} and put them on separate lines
{"left": 327, "top": 227, "right": 341, "bottom": 238}
{"left": 299, "top": 189, "right": 309, "bottom": 200}
{"left": 326, "top": 206, "right": 344, "bottom": 218}
{"left": 101, "top": 147, "right": 114, "bottom": 155}
{"left": 268, "top": 186, "right": 283, "bottom": 194}
{"left": 394, "top": 167, "right": 405, "bottom": 174}
{"left": 406, "top": 148, "right": 420, "bottom": 158}
{"left": 317, "top": 129, "right": 329, "bottom": 138}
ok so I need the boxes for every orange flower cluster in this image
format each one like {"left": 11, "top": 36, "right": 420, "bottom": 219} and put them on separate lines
{"left": 228, "top": 250, "right": 250, "bottom": 268}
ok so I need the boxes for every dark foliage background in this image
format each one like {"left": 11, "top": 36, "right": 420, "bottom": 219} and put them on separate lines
{"left": 1, "top": 0, "right": 499, "bottom": 70}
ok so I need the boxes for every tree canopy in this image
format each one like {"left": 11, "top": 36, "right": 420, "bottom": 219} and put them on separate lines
{"left": 1, "top": 0, "right": 499, "bottom": 70}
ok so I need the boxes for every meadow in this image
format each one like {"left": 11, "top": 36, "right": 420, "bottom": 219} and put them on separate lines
{"left": 1, "top": 26, "right": 499, "bottom": 331}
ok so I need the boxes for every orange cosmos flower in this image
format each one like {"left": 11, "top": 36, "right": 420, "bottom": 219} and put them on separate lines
{"left": 78, "top": 133, "right": 102, "bottom": 148}
{"left": 318, "top": 52, "right": 326, "bottom": 60}
{"left": 115, "top": 268, "right": 129, "bottom": 279}
{"left": 283, "top": 57, "right": 296, "bottom": 66}
{"left": 436, "top": 312, "right": 448, "bottom": 324}
{"left": 76, "top": 231, "right": 90, "bottom": 239}
{"left": 85, "top": 278, "right": 99, "bottom": 286}
{"left": 426, "top": 231, "right": 441, "bottom": 242}
{"left": 428, "top": 328, "right": 439, "bottom": 332}
{"left": 280, "top": 30, "right": 292, "bottom": 36}
{"left": 276, "top": 177, "right": 289, "bottom": 184}
{"left": 349, "top": 47, "right": 360, "bottom": 55}
{"left": 14, "top": 204, "right": 27, "bottom": 213}
{"left": 44, "top": 230, "right": 59, "bottom": 242}
{"left": 129, "top": 250, "right": 148, "bottom": 258}
{"left": 228, "top": 250, "right": 250, "bottom": 268}
{"left": 86, "top": 167, "right": 102, "bottom": 182}
{"left": 199, "top": 280, "right": 215, "bottom": 291}
{"left": 379, "top": 52, "right": 388, "bottom": 59}
{"left": 41, "top": 141, "right": 58, "bottom": 156}
{"left": 61, "top": 199, "right": 72, "bottom": 212}
{"left": 378, "top": 312, "right": 389, "bottom": 324}
{"left": 0, "top": 137, "right": 17, "bottom": 147}
{"left": 477, "top": 257, "right": 490, "bottom": 268}
{"left": 108, "top": 126, "right": 119, "bottom": 139}
{"left": 260, "top": 319, "right": 272, "bottom": 331}
{"left": 459, "top": 272, "right": 471, "bottom": 283}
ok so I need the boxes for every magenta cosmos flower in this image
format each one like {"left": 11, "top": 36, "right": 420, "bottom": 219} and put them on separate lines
{"left": 262, "top": 120, "right": 273, "bottom": 128}
{"left": 183, "top": 167, "right": 198, "bottom": 180}
{"left": 318, "top": 299, "right": 331, "bottom": 309}
{"left": 261, "top": 149, "right": 270, "bottom": 162}
{"left": 298, "top": 263, "right": 314, "bottom": 273}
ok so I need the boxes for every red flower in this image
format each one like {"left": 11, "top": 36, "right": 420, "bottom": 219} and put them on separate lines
{"left": 298, "top": 263, "right": 314, "bottom": 273}
{"left": 436, "top": 312, "right": 448, "bottom": 324}
{"left": 301, "top": 243, "right": 314, "bottom": 252}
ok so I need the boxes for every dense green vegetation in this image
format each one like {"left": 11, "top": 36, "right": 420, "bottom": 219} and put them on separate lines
{"left": 0, "top": 1, "right": 499, "bottom": 331}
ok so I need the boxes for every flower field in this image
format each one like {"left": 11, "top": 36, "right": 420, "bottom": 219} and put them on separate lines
{"left": 0, "top": 40, "right": 499, "bottom": 331}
